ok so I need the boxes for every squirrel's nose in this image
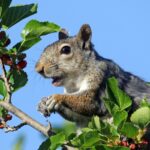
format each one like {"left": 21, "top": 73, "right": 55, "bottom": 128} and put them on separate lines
{"left": 35, "top": 62, "right": 44, "bottom": 74}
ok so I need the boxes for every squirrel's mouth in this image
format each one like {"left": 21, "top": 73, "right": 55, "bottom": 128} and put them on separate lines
{"left": 51, "top": 76, "right": 63, "bottom": 86}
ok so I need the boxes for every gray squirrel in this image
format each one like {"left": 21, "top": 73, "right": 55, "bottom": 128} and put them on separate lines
{"left": 36, "top": 24, "right": 150, "bottom": 126}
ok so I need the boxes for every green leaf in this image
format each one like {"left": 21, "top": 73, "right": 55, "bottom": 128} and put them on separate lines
{"left": 0, "top": 106, "right": 8, "bottom": 117}
{"left": 14, "top": 20, "right": 60, "bottom": 52}
{"left": 50, "top": 132, "right": 66, "bottom": 150}
{"left": 22, "top": 20, "right": 60, "bottom": 39}
{"left": 9, "top": 70, "right": 28, "bottom": 92}
{"left": 0, "top": 0, "right": 11, "bottom": 17}
{"left": 38, "top": 138, "right": 51, "bottom": 150}
{"left": 81, "top": 131, "right": 101, "bottom": 148}
{"left": 103, "top": 98, "right": 120, "bottom": 115}
{"left": 140, "top": 99, "right": 150, "bottom": 107}
{"left": 0, "top": 79, "right": 7, "bottom": 98}
{"left": 120, "top": 122, "right": 139, "bottom": 138}
{"left": 113, "top": 110, "right": 127, "bottom": 127}
{"left": 1, "top": 4, "right": 37, "bottom": 29}
{"left": 130, "top": 106, "right": 150, "bottom": 128}
{"left": 106, "top": 77, "right": 132, "bottom": 110}
{"left": 88, "top": 116, "right": 101, "bottom": 130}
{"left": 71, "top": 131, "right": 101, "bottom": 148}
{"left": 13, "top": 37, "right": 41, "bottom": 52}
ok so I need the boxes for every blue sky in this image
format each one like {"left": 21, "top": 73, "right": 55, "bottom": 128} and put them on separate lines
{"left": 0, "top": 0, "right": 150, "bottom": 150}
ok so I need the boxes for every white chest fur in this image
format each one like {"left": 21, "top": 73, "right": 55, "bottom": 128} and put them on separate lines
{"left": 64, "top": 78, "right": 89, "bottom": 94}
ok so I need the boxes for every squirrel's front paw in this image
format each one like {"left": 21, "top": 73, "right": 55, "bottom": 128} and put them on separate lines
{"left": 38, "top": 97, "right": 51, "bottom": 117}
{"left": 45, "top": 95, "right": 61, "bottom": 112}
{"left": 38, "top": 95, "right": 61, "bottom": 117}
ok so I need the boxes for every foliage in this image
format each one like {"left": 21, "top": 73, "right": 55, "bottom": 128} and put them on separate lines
{"left": 0, "top": 0, "right": 60, "bottom": 126}
{"left": 0, "top": 1, "right": 150, "bottom": 150}
{"left": 39, "top": 77, "right": 150, "bottom": 150}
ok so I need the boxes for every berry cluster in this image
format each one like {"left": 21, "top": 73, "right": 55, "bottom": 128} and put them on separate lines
{"left": 0, "top": 114, "right": 12, "bottom": 129}
{"left": 119, "top": 139, "right": 149, "bottom": 150}
{"left": 0, "top": 30, "right": 27, "bottom": 70}
{"left": 0, "top": 54, "right": 27, "bottom": 70}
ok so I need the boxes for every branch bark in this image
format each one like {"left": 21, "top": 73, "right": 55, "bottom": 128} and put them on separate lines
{"left": 0, "top": 101, "right": 52, "bottom": 137}
{"left": 0, "top": 59, "right": 12, "bottom": 103}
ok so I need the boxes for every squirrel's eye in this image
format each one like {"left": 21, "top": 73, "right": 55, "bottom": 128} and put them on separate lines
{"left": 60, "top": 46, "right": 71, "bottom": 55}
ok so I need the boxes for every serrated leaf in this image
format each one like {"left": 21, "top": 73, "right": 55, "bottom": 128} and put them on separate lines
{"left": 113, "top": 110, "right": 127, "bottom": 127}
{"left": 38, "top": 138, "right": 51, "bottom": 150}
{"left": 0, "top": 0, "right": 11, "bottom": 17}
{"left": 106, "top": 77, "right": 132, "bottom": 110}
{"left": 1, "top": 4, "right": 37, "bottom": 29}
{"left": 9, "top": 70, "right": 28, "bottom": 92}
{"left": 130, "top": 107, "right": 150, "bottom": 128}
{"left": 120, "top": 122, "right": 139, "bottom": 138}
{"left": 50, "top": 132, "right": 66, "bottom": 150}
{"left": 0, "top": 79, "right": 7, "bottom": 97}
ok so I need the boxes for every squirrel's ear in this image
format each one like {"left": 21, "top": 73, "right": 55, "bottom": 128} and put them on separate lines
{"left": 58, "top": 28, "right": 69, "bottom": 40}
{"left": 77, "top": 24, "right": 92, "bottom": 50}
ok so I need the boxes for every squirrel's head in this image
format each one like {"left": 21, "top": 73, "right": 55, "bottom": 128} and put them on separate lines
{"left": 35, "top": 24, "right": 93, "bottom": 87}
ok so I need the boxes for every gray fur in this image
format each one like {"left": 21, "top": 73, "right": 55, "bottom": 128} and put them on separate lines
{"left": 36, "top": 24, "right": 150, "bottom": 125}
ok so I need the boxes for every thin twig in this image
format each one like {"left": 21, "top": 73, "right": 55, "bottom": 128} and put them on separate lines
{"left": 0, "top": 59, "right": 12, "bottom": 103}
{"left": 4, "top": 122, "right": 27, "bottom": 133}
{"left": 0, "top": 101, "right": 53, "bottom": 137}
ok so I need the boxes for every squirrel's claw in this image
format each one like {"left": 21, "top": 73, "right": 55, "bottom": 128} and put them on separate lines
{"left": 46, "top": 96, "right": 58, "bottom": 112}
{"left": 38, "top": 97, "right": 51, "bottom": 117}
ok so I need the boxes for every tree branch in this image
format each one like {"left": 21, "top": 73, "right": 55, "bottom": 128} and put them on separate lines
{"left": 0, "top": 101, "right": 53, "bottom": 137}
{"left": 0, "top": 59, "right": 12, "bottom": 103}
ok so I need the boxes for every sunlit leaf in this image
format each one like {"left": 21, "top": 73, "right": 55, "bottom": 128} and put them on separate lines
{"left": 106, "top": 77, "right": 132, "bottom": 110}
{"left": 50, "top": 132, "right": 66, "bottom": 150}
{"left": 131, "top": 107, "right": 150, "bottom": 128}
{"left": 22, "top": 20, "right": 60, "bottom": 39}
{"left": 13, "top": 20, "right": 60, "bottom": 52}
{"left": 113, "top": 110, "right": 127, "bottom": 127}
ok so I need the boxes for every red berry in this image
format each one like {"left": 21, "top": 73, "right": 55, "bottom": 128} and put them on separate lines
{"left": 141, "top": 140, "right": 148, "bottom": 145}
{"left": 0, "top": 31, "right": 6, "bottom": 40}
{"left": 129, "top": 143, "right": 136, "bottom": 150}
{"left": 17, "top": 60, "right": 27, "bottom": 70}
{"left": 0, "top": 124, "right": 4, "bottom": 129}
{"left": 120, "top": 141, "right": 129, "bottom": 147}
{"left": 0, "top": 54, "right": 13, "bottom": 66}
{"left": 4, "top": 114, "right": 12, "bottom": 122}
